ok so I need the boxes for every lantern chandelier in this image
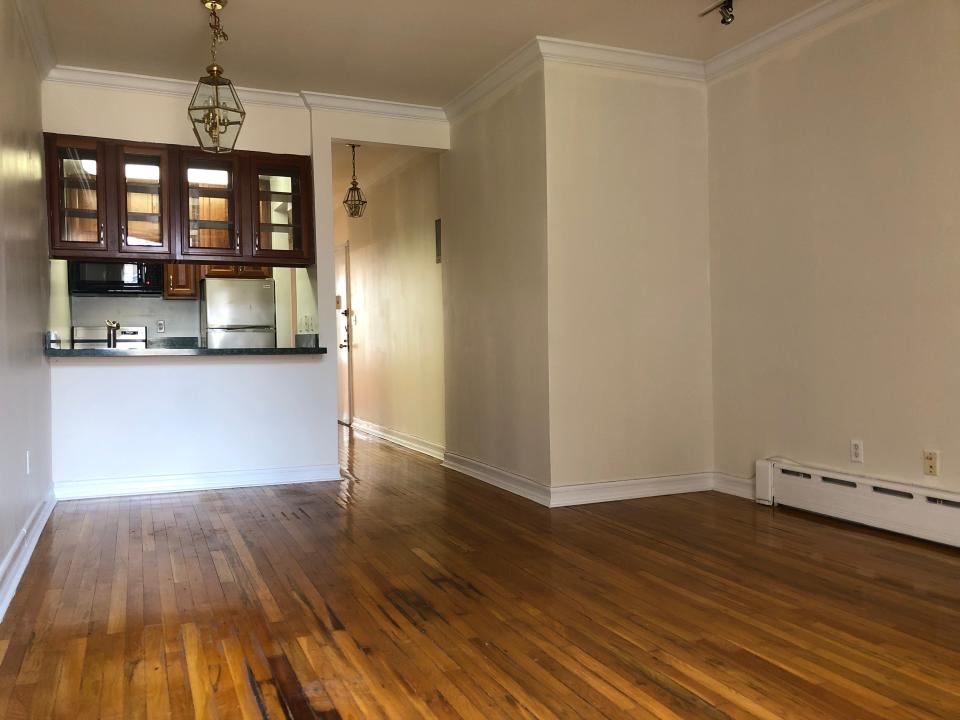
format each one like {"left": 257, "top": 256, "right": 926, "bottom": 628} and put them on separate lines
{"left": 188, "top": 0, "right": 246, "bottom": 153}
{"left": 343, "top": 144, "right": 368, "bottom": 218}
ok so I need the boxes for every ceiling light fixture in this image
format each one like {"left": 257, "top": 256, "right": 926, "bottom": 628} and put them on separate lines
{"left": 187, "top": 0, "right": 246, "bottom": 153}
{"left": 700, "top": 0, "right": 734, "bottom": 26}
{"left": 343, "top": 144, "right": 368, "bottom": 218}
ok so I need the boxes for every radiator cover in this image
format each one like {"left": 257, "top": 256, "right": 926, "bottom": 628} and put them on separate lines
{"left": 757, "top": 460, "right": 960, "bottom": 548}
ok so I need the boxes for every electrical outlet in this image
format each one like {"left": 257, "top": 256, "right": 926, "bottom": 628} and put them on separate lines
{"left": 850, "top": 439, "right": 864, "bottom": 464}
{"left": 157, "top": 320, "right": 165, "bottom": 334}
{"left": 25, "top": 450, "right": 30, "bottom": 476}
{"left": 923, "top": 450, "right": 940, "bottom": 477}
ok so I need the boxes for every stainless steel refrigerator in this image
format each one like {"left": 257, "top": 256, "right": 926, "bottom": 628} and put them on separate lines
{"left": 201, "top": 278, "right": 277, "bottom": 349}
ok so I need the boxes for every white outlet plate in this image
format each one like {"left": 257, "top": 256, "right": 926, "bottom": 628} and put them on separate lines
{"left": 850, "top": 439, "right": 864, "bottom": 464}
{"left": 923, "top": 450, "right": 940, "bottom": 477}
{"left": 157, "top": 320, "right": 166, "bottom": 334}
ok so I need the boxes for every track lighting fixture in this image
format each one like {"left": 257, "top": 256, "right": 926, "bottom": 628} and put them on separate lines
{"left": 700, "top": 0, "right": 734, "bottom": 26}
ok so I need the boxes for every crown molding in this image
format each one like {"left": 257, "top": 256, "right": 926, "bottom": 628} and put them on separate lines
{"left": 300, "top": 91, "right": 447, "bottom": 122}
{"left": 44, "top": 66, "right": 306, "bottom": 108}
{"left": 537, "top": 36, "right": 706, "bottom": 82}
{"left": 444, "top": 38, "right": 544, "bottom": 121}
{"left": 445, "top": 35, "right": 705, "bottom": 122}
{"left": 705, "top": 0, "right": 874, "bottom": 80}
{"left": 14, "top": 0, "right": 55, "bottom": 76}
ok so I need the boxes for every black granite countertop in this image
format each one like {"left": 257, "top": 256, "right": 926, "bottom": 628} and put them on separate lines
{"left": 46, "top": 346, "right": 327, "bottom": 358}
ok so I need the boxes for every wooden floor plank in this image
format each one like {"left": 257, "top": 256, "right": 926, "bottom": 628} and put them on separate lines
{"left": 0, "top": 426, "right": 958, "bottom": 718}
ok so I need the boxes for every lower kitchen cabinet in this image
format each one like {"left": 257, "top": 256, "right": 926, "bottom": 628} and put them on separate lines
{"left": 163, "top": 263, "right": 199, "bottom": 299}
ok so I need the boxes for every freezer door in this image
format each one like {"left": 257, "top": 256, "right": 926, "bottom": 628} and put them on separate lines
{"left": 204, "top": 278, "right": 277, "bottom": 329}
{"left": 206, "top": 328, "right": 277, "bottom": 349}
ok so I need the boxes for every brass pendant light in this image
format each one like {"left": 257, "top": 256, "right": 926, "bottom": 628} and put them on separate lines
{"left": 343, "top": 144, "right": 368, "bottom": 218}
{"left": 188, "top": 0, "right": 246, "bottom": 153}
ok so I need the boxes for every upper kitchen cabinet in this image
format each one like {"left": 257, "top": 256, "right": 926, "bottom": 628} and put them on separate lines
{"left": 46, "top": 135, "right": 110, "bottom": 257}
{"left": 43, "top": 133, "right": 315, "bottom": 267}
{"left": 117, "top": 144, "right": 174, "bottom": 256}
{"left": 179, "top": 150, "right": 244, "bottom": 262}
{"left": 46, "top": 134, "right": 175, "bottom": 260}
{"left": 248, "top": 154, "right": 314, "bottom": 265}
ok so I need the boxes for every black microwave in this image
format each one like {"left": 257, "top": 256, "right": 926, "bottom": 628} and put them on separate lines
{"left": 68, "top": 261, "right": 163, "bottom": 295}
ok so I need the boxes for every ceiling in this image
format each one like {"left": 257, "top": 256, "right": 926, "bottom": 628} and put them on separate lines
{"left": 41, "top": 0, "right": 825, "bottom": 106}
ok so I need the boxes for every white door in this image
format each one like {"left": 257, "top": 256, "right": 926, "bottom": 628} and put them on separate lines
{"left": 335, "top": 244, "right": 353, "bottom": 425}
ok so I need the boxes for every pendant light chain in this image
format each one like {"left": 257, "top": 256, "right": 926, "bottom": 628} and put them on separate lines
{"left": 208, "top": 7, "right": 228, "bottom": 64}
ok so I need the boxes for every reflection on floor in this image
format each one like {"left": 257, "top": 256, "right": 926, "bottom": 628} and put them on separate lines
{"left": 0, "top": 426, "right": 958, "bottom": 718}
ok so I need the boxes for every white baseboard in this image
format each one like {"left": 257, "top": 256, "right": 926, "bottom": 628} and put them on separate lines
{"left": 54, "top": 465, "right": 341, "bottom": 501}
{"left": 550, "top": 473, "right": 715, "bottom": 508}
{"left": 442, "top": 453, "right": 552, "bottom": 506}
{"left": 713, "top": 473, "right": 756, "bottom": 500}
{"left": 352, "top": 418, "right": 445, "bottom": 460}
{"left": 442, "top": 453, "right": 735, "bottom": 508}
{"left": 0, "top": 486, "right": 56, "bottom": 623}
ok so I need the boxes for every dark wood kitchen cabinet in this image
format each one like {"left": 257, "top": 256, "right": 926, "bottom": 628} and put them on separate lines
{"left": 163, "top": 263, "right": 199, "bottom": 299}
{"left": 44, "top": 133, "right": 314, "bottom": 267}
{"left": 46, "top": 135, "right": 175, "bottom": 260}
{"left": 248, "top": 153, "right": 314, "bottom": 264}
{"left": 178, "top": 149, "right": 245, "bottom": 263}
{"left": 116, "top": 143, "right": 174, "bottom": 257}
{"left": 199, "top": 264, "right": 272, "bottom": 280}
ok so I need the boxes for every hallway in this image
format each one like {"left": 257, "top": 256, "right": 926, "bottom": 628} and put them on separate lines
{"left": 0, "top": 428, "right": 958, "bottom": 718}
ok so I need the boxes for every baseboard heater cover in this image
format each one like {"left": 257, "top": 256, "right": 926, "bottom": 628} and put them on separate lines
{"left": 756, "top": 459, "right": 960, "bottom": 547}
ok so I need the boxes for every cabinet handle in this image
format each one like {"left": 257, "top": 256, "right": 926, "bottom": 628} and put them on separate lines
{"left": 236, "top": 229, "right": 240, "bottom": 250}
{"left": 169, "top": 273, "right": 174, "bottom": 291}
{"left": 98, "top": 223, "right": 105, "bottom": 243}
{"left": 120, "top": 224, "right": 127, "bottom": 244}
{"left": 255, "top": 232, "right": 261, "bottom": 251}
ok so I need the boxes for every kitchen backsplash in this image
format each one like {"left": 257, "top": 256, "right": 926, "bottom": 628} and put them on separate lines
{"left": 70, "top": 296, "right": 200, "bottom": 340}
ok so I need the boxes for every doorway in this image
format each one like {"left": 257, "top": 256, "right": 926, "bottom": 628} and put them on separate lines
{"left": 329, "top": 141, "right": 447, "bottom": 459}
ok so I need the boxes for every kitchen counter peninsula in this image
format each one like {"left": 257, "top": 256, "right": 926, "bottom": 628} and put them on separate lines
{"left": 46, "top": 346, "right": 327, "bottom": 358}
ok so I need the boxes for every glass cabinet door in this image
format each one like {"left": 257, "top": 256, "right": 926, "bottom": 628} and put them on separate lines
{"left": 182, "top": 155, "right": 242, "bottom": 259}
{"left": 251, "top": 157, "right": 313, "bottom": 262}
{"left": 52, "top": 141, "right": 107, "bottom": 252}
{"left": 118, "top": 146, "right": 170, "bottom": 254}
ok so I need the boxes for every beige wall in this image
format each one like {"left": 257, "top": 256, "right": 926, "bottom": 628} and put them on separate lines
{"left": 0, "top": 0, "right": 52, "bottom": 581}
{"left": 544, "top": 62, "right": 714, "bottom": 487}
{"left": 41, "top": 82, "right": 310, "bottom": 155}
{"left": 709, "top": 0, "right": 960, "bottom": 490}
{"left": 338, "top": 151, "right": 445, "bottom": 450}
{"left": 442, "top": 68, "right": 552, "bottom": 485}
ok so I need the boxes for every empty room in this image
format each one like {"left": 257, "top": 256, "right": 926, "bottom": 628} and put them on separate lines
{"left": 0, "top": 0, "right": 958, "bottom": 717}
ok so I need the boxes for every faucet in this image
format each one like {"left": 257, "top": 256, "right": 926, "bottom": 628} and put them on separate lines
{"left": 106, "top": 320, "right": 120, "bottom": 349}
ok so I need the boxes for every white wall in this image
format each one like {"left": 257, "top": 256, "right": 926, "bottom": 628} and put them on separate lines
{"left": 0, "top": 0, "right": 52, "bottom": 593}
{"left": 338, "top": 150, "right": 445, "bottom": 452}
{"left": 544, "top": 61, "right": 714, "bottom": 487}
{"left": 709, "top": 0, "right": 960, "bottom": 491}
{"left": 42, "top": 81, "right": 310, "bottom": 155}
{"left": 50, "top": 357, "right": 335, "bottom": 494}
{"left": 442, "top": 67, "right": 552, "bottom": 486}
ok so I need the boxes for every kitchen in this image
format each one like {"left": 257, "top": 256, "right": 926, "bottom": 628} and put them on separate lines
{"left": 39, "top": 110, "right": 341, "bottom": 499}
{"left": 45, "top": 134, "right": 326, "bottom": 357}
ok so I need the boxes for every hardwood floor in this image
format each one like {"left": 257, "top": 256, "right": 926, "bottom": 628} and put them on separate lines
{"left": 1, "top": 428, "right": 959, "bottom": 718}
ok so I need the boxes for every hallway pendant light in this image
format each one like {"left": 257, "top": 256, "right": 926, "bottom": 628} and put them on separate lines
{"left": 188, "top": 0, "right": 246, "bottom": 153}
{"left": 343, "top": 144, "right": 368, "bottom": 218}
